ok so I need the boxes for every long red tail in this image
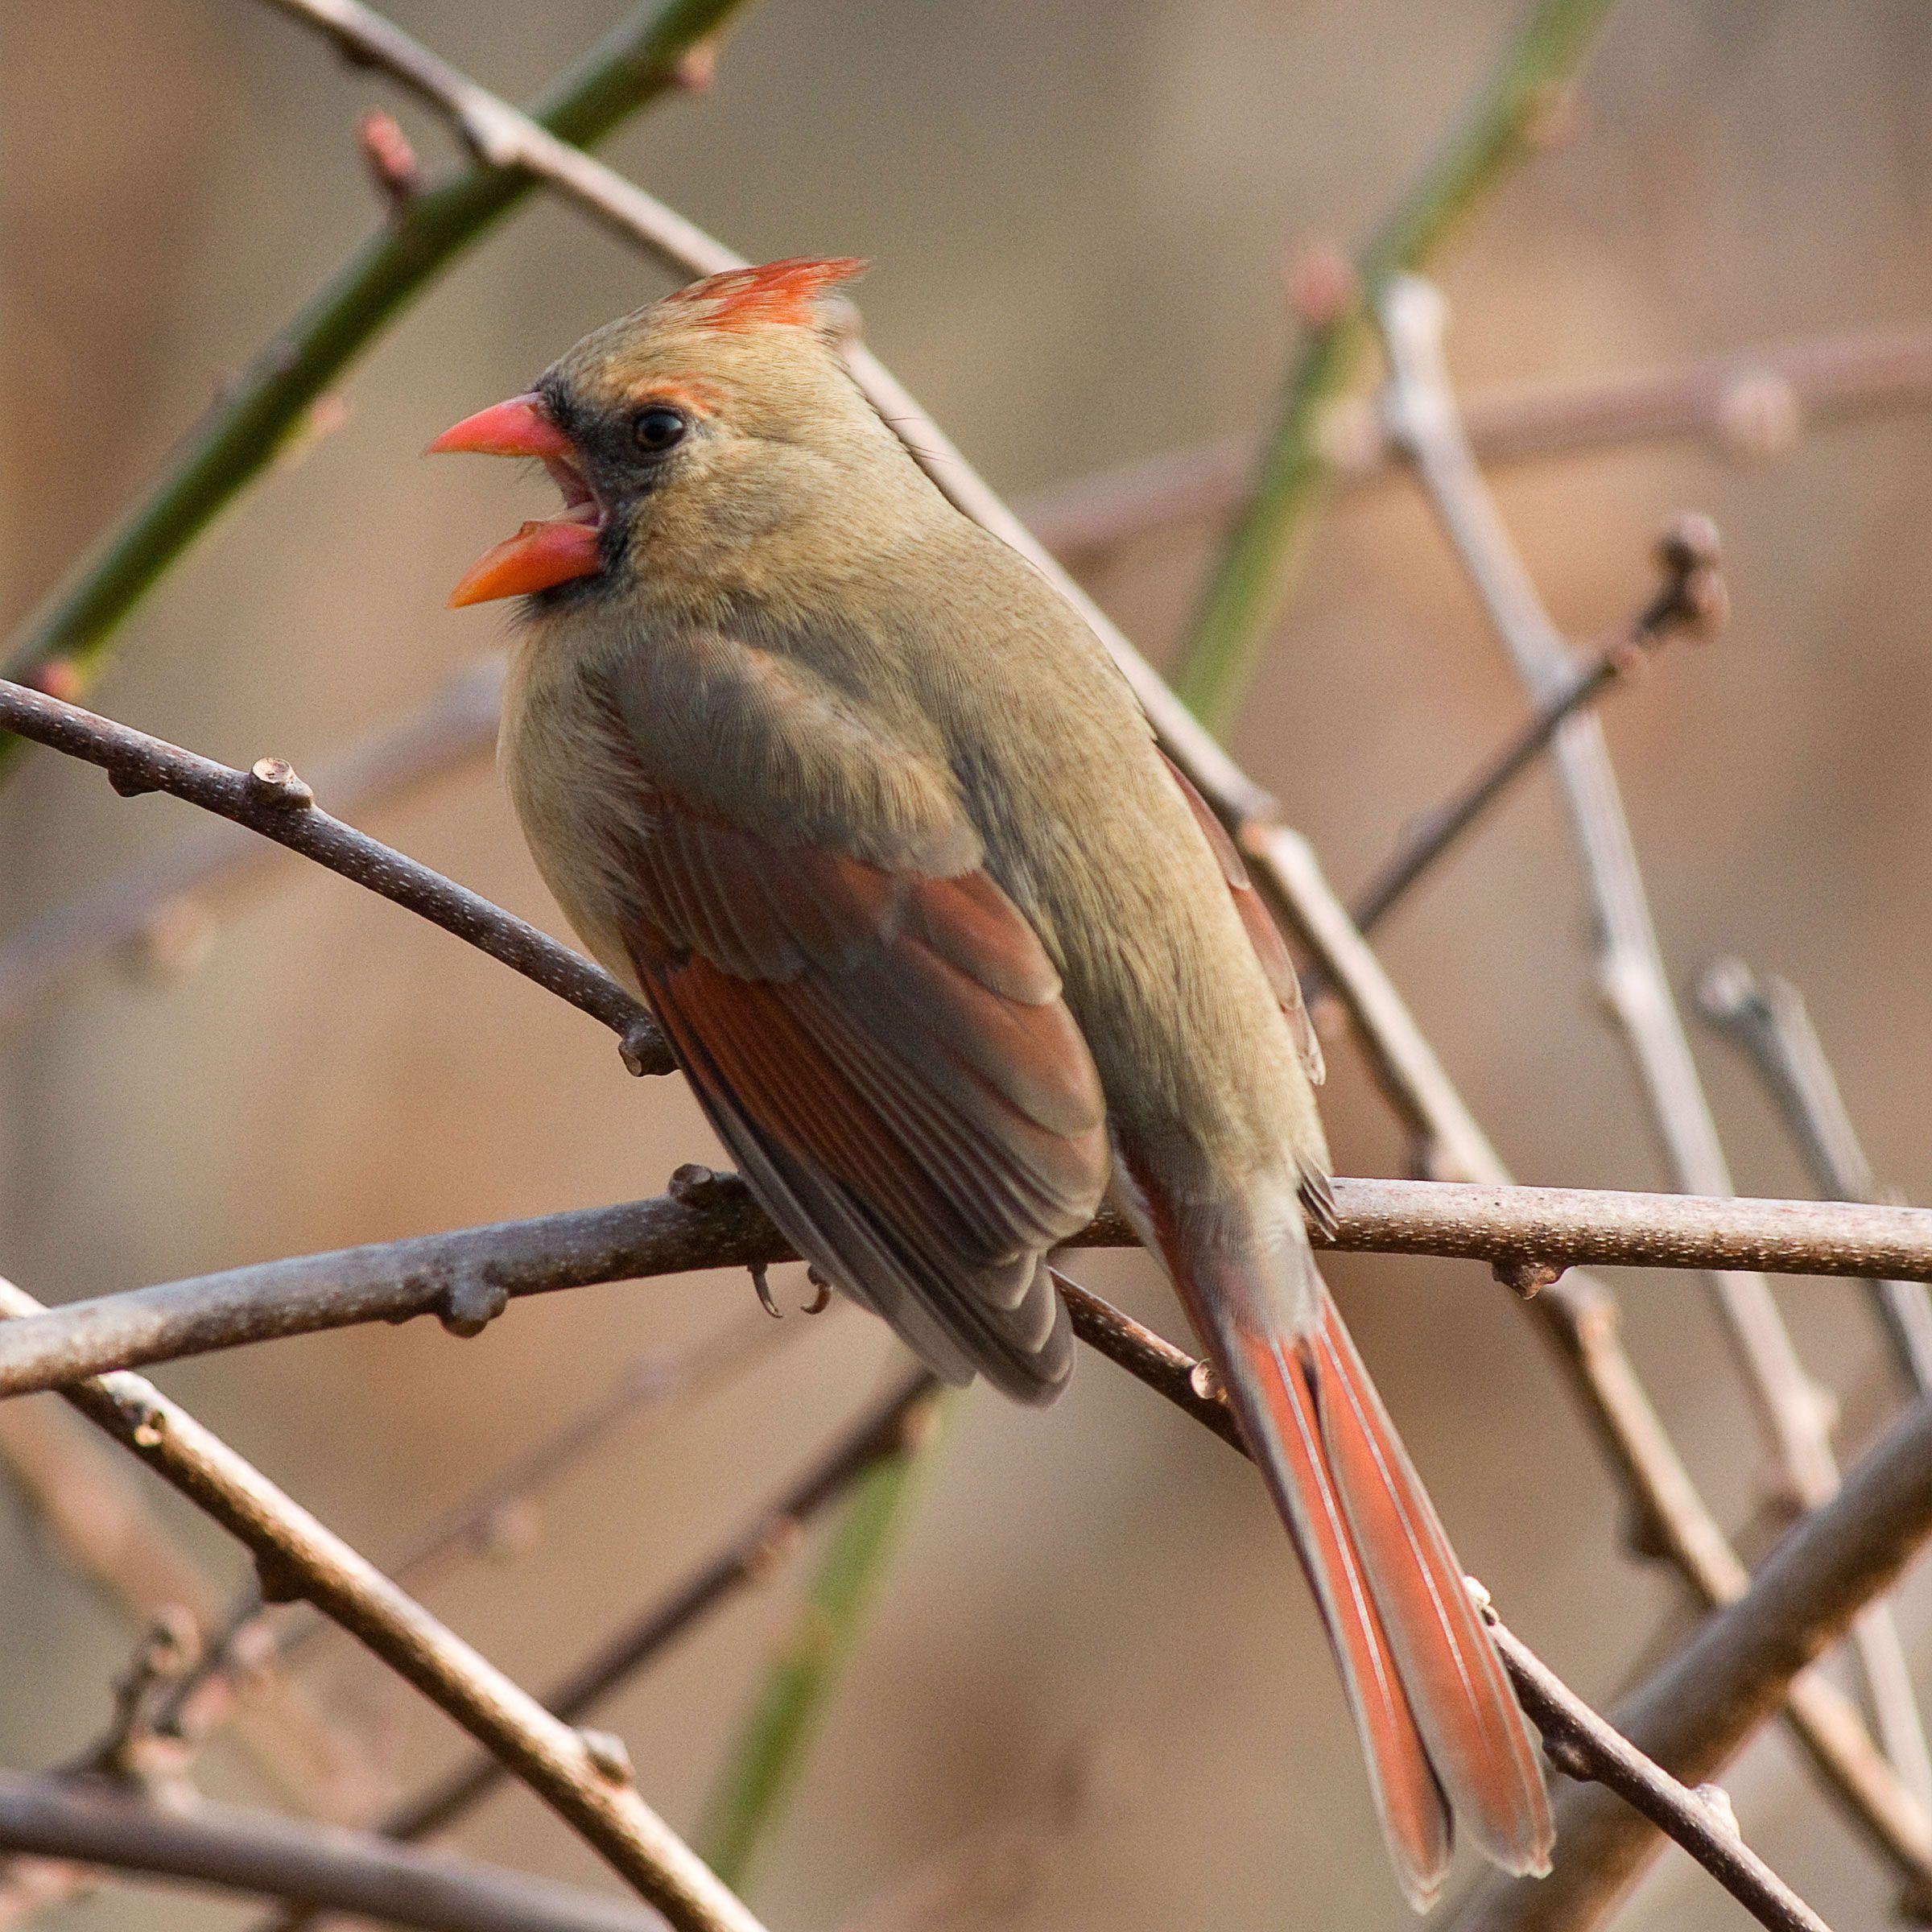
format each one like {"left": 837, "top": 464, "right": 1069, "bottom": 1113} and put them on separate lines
{"left": 1156, "top": 1211, "right": 1553, "bottom": 1909}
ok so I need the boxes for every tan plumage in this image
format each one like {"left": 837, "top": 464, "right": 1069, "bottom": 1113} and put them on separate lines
{"left": 436, "top": 258, "right": 1553, "bottom": 1908}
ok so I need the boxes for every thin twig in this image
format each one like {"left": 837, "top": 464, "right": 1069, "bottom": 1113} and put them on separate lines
{"left": 1022, "top": 325, "right": 1932, "bottom": 564}
{"left": 260, "top": 1368, "right": 937, "bottom": 1932}
{"left": 699, "top": 1390, "right": 952, "bottom": 1889}
{"left": 0, "top": 658, "right": 507, "bottom": 1032}
{"left": 25, "top": 21, "right": 1832, "bottom": 1887}
{"left": 0, "top": 1274, "right": 765, "bottom": 1932}
{"left": 1342, "top": 513, "right": 1724, "bottom": 944}
{"left": 1377, "top": 267, "right": 1932, "bottom": 1824}
{"left": 21, "top": 0, "right": 1925, "bottom": 1896}
{"left": 0, "top": 1402, "right": 383, "bottom": 1819}
{"left": 157, "top": 1308, "right": 793, "bottom": 1764}
{"left": 1454, "top": 1393, "right": 1932, "bottom": 1932}
{"left": 12, "top": 1176, "right": 1932, "bottom": 1399}
{"left": 0, "top": 677, "right": 665, "bottom": 1067}
{"left": 1172, "top": 0, "right": 1618, "bottom": 725}
{"left": 1486, "top": 1620, "right": 1832, "bottom": 1932}
{"left": 1062, "top": 1279, "right": 1838, "bottom": 1932}
{"left": 0, "top": 1771, "right": 665, "bottom": 1932}
{"left": 23, "top": 306, "right": 1932, "bottom": 1018}
{"left": 1699, "top": 960, "right": 1932, "bottom": 1397}
{"left": 0, "top": 0, "right": 745, "bottom": 766}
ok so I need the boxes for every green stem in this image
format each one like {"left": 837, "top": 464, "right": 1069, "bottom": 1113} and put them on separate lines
{"left": 0, "top": 0, "right": 749, "bottom": 766}
{"left": 1173, "top": 0, "right": 1618, "bottom": 732}
{"left": 699, "top": 1385, "right": 956, "bottom": 1892}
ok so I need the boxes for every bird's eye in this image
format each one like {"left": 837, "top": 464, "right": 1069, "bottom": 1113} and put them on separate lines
{"left": 632, "top": 406, "right": 687, "bottom": 453}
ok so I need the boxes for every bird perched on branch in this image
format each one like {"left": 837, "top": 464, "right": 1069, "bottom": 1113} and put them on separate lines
{"left": 431, "top": 258, "right": 1551, "bottom": 1908}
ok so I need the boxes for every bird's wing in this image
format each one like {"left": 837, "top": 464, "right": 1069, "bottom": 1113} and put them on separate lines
{"left": 604, "top": 658, "right": 1110, "bottom": 1402}
{"left": 1158, "top": 753, "right": 1325, "bottom": 1088}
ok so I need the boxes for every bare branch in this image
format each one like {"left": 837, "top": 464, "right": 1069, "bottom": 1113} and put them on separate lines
{"left": 1485, "top": 1620, "right": 1831, "bottom": 1932}
{"left": 345, "top": 1368, "right": 937, "bottom": 1860}
{"left": 10, "top": 1177, "right": 1932, "bottom": 1400}
{"left": 1455, "top": 1393, "right": 1932, "bottom": 1932}
{"left": 15, "top": 22, "right": 1856, "bottom": 1894}
{"left": 0, "top": 0, "right": 747, "bottom": 761}
{"left": 157, "top": 1309, "right": 794, "bottom": 1770}
{"left": 1699, "top": 960, "right": 1932, "bottom": 1397}
{"left": 1377, "top": 267, "right": 1932, "bottom": 1827}
{"left": 15, "top": 2, "right": 1924, "bottom": 1901}
{"left": 1340, "top": 513, "right": 1724, "bottom": 947}
{"left": 0, "top": 1274, "right": 764, "bottom": 1932}
{"left": 0, "top": 1402, "right": 382, "bottom": 1818}
{"left": 0, "top": 677, "right": 664, "bottom": 1067}
{"left": 1074, "top": 1282, "right": 1839, "bottom": 1932}
{"left": 0, "top": 1770, "right": 665, "bottom": 1932}
{"left": 1022, "top": 326, "right": 1932, "bottom": 564}
{"left": 1171, "top": 0, "right": 1618, "bottom": 724}
{"left": 0, "top": 658, "right": 506, "bottom": 1034}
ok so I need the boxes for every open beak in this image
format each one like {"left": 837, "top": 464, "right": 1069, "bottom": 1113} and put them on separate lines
{"left": 427, "top": 393, "right": 605, "bottom": 607}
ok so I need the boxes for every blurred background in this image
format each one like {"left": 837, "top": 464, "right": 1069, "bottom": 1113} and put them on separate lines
{"left": 5, "top": 1, "right": 1932, "bottom": 1926}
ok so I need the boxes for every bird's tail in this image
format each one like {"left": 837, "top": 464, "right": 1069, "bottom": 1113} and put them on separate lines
{"left": 1145, "top": 1194, "right": 1553, "bottom": 1910}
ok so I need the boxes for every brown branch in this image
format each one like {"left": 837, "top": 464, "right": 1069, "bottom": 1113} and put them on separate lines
{"left": 288, "top": 1368, "right": 939, "bottom": 1901}
{"left": 0, "top": 678, "right": 666, "bottom": 1072}
{"left": 1699, "top": 960, "right": 1932, "bottom": 1397}
{"left": 0, "top": 1402, "right": 383, "bottom": 1819}
{"left": 1380, "top": 273, "right": 1838, "bottom": 1502}
{"left": 156, "top": 1308, "right": 793, "bottom": 1767}
{"left": 1377, "top": 267, "right": 1932, "bottom": 1832}
{"left": 1020, "top": 325, "right": 1932, "bottom": 564}
{"left": 1485, "top": 1621, "right": 1831, "bottom": 1932}
{"left": 0, "top": 1770, "right": 664, "bottom": 1932}
{"left": 1454, "top": 1393, "right": 1932, "bottom": 1932}
{"left": 1051, "top": 1271, "right": 1836, "bottom": 1932}
{"left": 1340, "top": 513, "right": 1724, "bottom": 947}
{"left": 0, "top": 1273, "right": 763, "bottom": 1932}
{"left": 7, "top": 324, "right": 1923, "bottom": 1020}
{"left": 6, "top": 468, "right": 1922, "bottom": 1905}
{"left": 0, "top": 658, "right": 506, "bottom": 1034}
{"left": 12, "top": 1177, "right": 1932, "bottom": 1401}
{"left": 23, "top": 3, "right": 1930, "bottom": 1894}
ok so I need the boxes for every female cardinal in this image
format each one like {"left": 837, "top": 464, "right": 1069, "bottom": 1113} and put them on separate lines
{"left": 431, "top": 258, "right": 1551, "bottom": 1908}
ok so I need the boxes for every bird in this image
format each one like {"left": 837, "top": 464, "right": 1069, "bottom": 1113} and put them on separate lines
{"left": 430, "top": 257, "right": 1552, "bottom": 1909}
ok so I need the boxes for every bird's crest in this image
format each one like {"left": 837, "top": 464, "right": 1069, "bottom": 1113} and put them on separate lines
{"left": 661, "top": 257, "right": 867, "bottom": 332}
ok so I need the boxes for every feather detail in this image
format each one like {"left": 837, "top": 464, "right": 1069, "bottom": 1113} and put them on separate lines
{"left": 619, "top": 793, "right": 1109, "bottom": 1401}
{"left": 1158, "top": 753, "right": 1324, "bottom": 1088}
{"left": 658, "top": 258, "right": 868, "bottom": 333}
{"left": 1124, "top": 1168, "right": 1553, "bottom": 1908}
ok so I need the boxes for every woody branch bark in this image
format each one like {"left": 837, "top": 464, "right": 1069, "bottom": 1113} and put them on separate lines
{"left": 0, "top": 1771, "right": 668, "bottom": 1932}
{"left": 261, "top": 1369, "right": 939, "bottom": 1932}
{"left": 1452, "top": 1390, "right": 1932, "bottom": 1932}
{"left": 1049, "top": 1281, "right": 1839, "bottom": 1932}
{"left": 0, "top": 667, "right": 1871, "bottom": 1932}
{"left": 14, "top": 0, "right": 1918, "bottom": 1904}
{"left": 1377, "top": 267, "right": 1932, "bottom": 1815}
{"left": 0, "top": 0, "right": 748, "bottom": 767}
{"left": 1025, "top": 324, "right": 1932, "bottom": 564}
{"left": 17, "top": 312, "right": 1932, "bottom": 1025}
{"left": 9, "top": 0, "right": 1927, "bottom": 1855}
{"left": 8, "top": 1170, "right": 1932, "bottom": 1401}
{"left": 0, "top": 1271, "right": 764, "bottom": 1932}
{"left": 32, "top": 23, "right": 1880, "bottom": 1874}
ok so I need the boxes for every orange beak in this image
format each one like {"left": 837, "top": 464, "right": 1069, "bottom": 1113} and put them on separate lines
{"left": 427, "top": 393, "right": 606, "bottom": 607}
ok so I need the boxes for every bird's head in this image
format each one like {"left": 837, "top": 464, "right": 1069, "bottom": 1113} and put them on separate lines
{"left": 429, "top": 257, "right": 884, "bottom": 609}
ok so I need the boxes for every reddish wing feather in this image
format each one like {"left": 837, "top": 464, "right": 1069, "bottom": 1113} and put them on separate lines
{"left": 620, "top": 795, "right": 1109, "bottom": 1401}
{"left": 1158, "top": 753, "right": 1325, "bottom": 1088}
